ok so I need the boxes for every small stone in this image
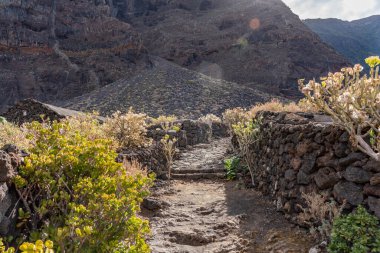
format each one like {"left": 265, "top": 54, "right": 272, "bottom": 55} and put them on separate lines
{"left": 333, "top": 181, "right": 363, "bottom": 205}
{"left": 314, "top": 167, "right": 339, "bottom": 190}
{"left": 291, "top": 157, "right": 302, "bottom": 170}
{"left": 300, "top": 153, "right": 317, "bottom": 174}
{"left": 297, "top": 170, "right": 310, "bottom": 185}
{"left": 343, "top": 166, "right": 372, "bottom": 184}
{"left": 338, "top": 152, "right": 367, "bottom": 167}
{"left": 370, "top": 174, "right": 380, "bottom": 186}
{"left": 284, "top": 169, "right": 296, "bottom": 182}
{"left": 363, "top": 159, "right": 380, "bottom": 173}
{"left": 364, "top": 185, "right": 380, "bottom": 197}
{"left": 368, "top": 196, "right": 380, "bottom": 219}
{"left": 333, "top": 143, "right": 349, "bottom": 158}
{"left": 316, "top": 151, "right": 336, "bottom": 168}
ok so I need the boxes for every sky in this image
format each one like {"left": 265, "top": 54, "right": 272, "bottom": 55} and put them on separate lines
{"left": 282, "top": 0, "right": 380, "bottom": 21}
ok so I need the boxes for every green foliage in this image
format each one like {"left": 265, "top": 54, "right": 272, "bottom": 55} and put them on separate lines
{"left": 224, "top": 156, "right": 240, "bottom": 180}
{"left": 232, "top": 118, "right": 262, "bottom": 186}
{"left": 328, "top": 206, "right": 380, "bottom": 253}
{"left": 14, "top": 120, "right": 153, "bottom": 252}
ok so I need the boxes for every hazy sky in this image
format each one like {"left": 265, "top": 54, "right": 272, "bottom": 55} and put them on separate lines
{"left": 282, "top": 0, "right": 380, "bottom": 21}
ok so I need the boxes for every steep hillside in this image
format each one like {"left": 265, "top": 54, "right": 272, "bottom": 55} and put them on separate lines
{"left": 0, "top": 0, "right": 150, "bottom": 112}
{"left": 127, "top": 0, "right": 349, "bottom": 97}
{"left": 0, "top": 0, "right": 349, "bottom": 113}
{"left": 62, "top": 57, "right": 283, "bottom": 118}
{"left": 304, "top": 15, "right": 380, "bottom": 65}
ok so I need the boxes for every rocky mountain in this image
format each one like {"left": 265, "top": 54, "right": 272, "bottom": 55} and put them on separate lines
{"left": 62, "top": 57, "right": 283, "bottom": 118}
{"left": 0, "top": 0, "right": 349, "bottom": 114}
{"left": 127, "top": 0, "right": 349, "bottom": 96}
{"left": 304, "top": 15, "right": 380, "bottom": 66}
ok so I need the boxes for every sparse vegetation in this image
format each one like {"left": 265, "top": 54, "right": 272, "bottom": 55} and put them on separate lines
{"left": 232, "top": 118, "right": 262, "bottom": 186}
{"left": 160, "top": 135, "right": 177, "bottom": 179}
{"left": 328, "top": 206, "right": 380, "bottom": 253}
{"left": 299, "top": 56, "right": 380, "bottom": 161}
{"left": 297, "top": 192, "right": 342, "bottom": 240}
{"left": 224, "top": 156, "right": 240, "bottom": 180}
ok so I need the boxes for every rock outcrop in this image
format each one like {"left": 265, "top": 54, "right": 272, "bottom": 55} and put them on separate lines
{"left": 0, "top": 0, "right": 150, "bottom": 112}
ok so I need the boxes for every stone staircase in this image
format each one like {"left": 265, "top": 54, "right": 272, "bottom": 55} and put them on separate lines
{"left": 169, "top": 139, "right": 229, "bottom": 180}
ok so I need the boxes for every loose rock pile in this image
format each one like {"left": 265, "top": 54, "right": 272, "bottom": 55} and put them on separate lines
{"left": 234, "top": 111, "right": 380, "bottom": 222}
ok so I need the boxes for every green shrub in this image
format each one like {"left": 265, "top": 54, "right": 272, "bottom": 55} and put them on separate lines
{"left": 328, "top": 206, "right": 380, "bottom": 253}
{"left": 14, "top": 119, "right": 154, "bottom": 252}
{"left": 224, "top": 156, "right": 240, "bottom": 180}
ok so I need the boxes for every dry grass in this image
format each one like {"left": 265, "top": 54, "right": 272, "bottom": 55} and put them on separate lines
{"left": 123, "top": 160, "right": 148, "bottom": 177}
{"left": 149, "top": 115, "right": 178, "bottom": 126}
{"left": 198, "top": 114, "right": 222, "bottom": 125}
{"left": 297, "top": 192, "right": 343, "bottom": 240}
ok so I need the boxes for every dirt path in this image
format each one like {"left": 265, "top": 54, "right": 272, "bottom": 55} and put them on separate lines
{"left": 144, "top": 138, "right": 315, "bottom": 253}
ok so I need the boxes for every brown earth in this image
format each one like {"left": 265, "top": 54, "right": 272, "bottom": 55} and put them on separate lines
{"left": 143, "top": 138, "right": 315, "bottom": 252}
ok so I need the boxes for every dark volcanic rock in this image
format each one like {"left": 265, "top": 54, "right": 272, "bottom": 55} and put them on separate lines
{"left": 368, "top": 196, "right": 380, "bottom": 219}
{"left": 0, "top": 151, "right": 14, "bottom": 182}
{"left": 0, "top": 0, "right": 150, "bottom": 112}
{"left": 343, "top": 166, "right": 372, "bottom": 184}
{"left": 333, "top": 181, "right": 363, "bottom": 205}
{"left": 314, "top": 167, "right": 339, "bottom": 190}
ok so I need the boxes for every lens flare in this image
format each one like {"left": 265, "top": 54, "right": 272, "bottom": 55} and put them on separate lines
{"left": 249, "top": 18, "right": 261, "bottom": 30}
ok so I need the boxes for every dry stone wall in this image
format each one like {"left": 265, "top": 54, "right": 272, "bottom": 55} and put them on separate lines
{"left": 236, "top": 111, "right": 380, "bottom": 222}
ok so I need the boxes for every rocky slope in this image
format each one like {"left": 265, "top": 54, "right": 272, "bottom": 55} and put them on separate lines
{"left": 0, "top": 0, "right": 150, "bottom": 112}
{"left": 127, "top": 0, "right": 349, "bottom": 97}
{"left": 63, "top": 57, "right": 282, "bottom": 118}
{"left": 305, "top": 15, "right": 380, "bottom": 66}
{"left": 0, "top": 0, "right": 349, "bottom": 113}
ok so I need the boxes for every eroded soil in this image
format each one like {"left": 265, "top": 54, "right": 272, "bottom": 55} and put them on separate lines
{"left": 144, "top": 138, "right": 315, "bottom": 253}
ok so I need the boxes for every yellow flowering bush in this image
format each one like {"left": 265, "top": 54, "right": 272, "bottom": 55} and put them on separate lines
{"left": 14, "top": 119, "right": 153, "bottom": 252}
{"left": 104, "top": 109, "right": 152, "bottom": 149}
{"left": 299, "top": 56, "right": 380, "bottom": 161}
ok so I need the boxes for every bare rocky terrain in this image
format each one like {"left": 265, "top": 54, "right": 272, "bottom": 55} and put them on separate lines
{"left": 0, "top": 0, "right": 349, "bottom": 114}
{"left": 62, "top": 57, "right": 284, "bottom": 118}
{"left": 144, "top": 138, "right": 315, "bottom": 252}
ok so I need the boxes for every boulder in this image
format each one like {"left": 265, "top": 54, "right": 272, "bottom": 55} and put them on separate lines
{"left": 338, "top": 152, "right": 366, "bottom": 167}
{"left": 314, "top": 167, "right": 339, "bottom": 190}
{"left": 333, "top": 181, "right": 363, "bottom": 205}
{"left": 343, "top": 166, "right": 372, "bottom": 184}
{"left": 363, "top": 159, "right": 380, "bottom": 173}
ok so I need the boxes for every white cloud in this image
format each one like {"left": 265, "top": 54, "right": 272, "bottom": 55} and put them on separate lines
{"left": 282, "top": 0, "right": 380, "bottom": 21}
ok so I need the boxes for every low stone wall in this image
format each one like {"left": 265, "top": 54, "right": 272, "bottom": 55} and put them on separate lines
{"left": 235, "top": 111, "right": 380, "bottom": 222}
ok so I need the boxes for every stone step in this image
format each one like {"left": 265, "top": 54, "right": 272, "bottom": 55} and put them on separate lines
{"left": 171, "top": 173, "right": 226, "bottom": 180}
{"left": 171, "top": 168, "right": 225, "bottom": 174}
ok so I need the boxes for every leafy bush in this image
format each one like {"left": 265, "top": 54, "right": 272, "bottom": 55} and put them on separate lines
{"left": 222, "top": 107, "right": 251, "bottom": 133}
{"left": 104, "top": 109, "right": 152, "bottom": 149}
{"left": 14, "top": 119, "right": 153, "bottom": 252}
{"left": 224, "top": 156, "right": 240, "bottom": 180}
{"left": 232, "top": 118, "right": 262, "bottom": 186}
{"left": 299, "top": 56, "right": 380, "bottom": 161}
{"left": 328, "top": 206, "right": 380, "bottom": 253}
